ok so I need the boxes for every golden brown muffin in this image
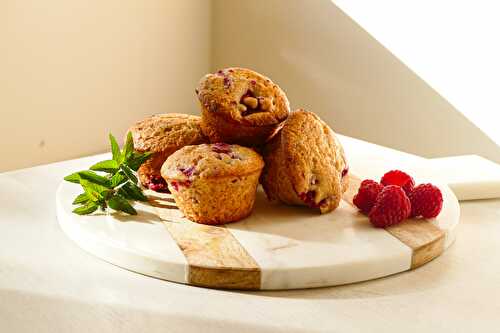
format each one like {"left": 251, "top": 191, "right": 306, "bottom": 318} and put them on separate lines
{"left": 196, "top": 67, "right": 290, "bottom": 146}
{"left": 161, "top": 143, "right": 264, "bottom": 225}
{"left": 127, "top": 113, "right": 207, "bottom": 192}
{"left": 260, "top": 109, "right": 349, "bottom": 213}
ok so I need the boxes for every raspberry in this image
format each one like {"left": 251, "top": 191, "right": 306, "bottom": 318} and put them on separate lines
{"left": 380, "top": 170, "right": 415, "bottom": 194}
{"left": 408, "top": 183, "right": 443, "bottom": 218}
{"left": 353, "top": 179, "right": 383, "bottom": 214}
{"left": 369, "top": 185, "right": 411, "bottom": 228}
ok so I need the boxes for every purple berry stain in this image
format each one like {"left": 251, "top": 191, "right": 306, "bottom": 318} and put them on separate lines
{"left": 179, "top": 165, "right": 195, "bottom": 177}
{"left": 212, "top": 143, "right": 232, "bottom": 154}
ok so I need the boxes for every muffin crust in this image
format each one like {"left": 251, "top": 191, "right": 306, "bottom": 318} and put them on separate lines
{"left": 197, "top": 68, "right": 290, "bottom": 146}
{"left": 161, "top": 143, "right": 264, "bottom": 224}
{"left": 260, "top": 109, "right": 349, "bottom": 213}
{"left": 127, "top": 113, "right": 207, "bottom": 191}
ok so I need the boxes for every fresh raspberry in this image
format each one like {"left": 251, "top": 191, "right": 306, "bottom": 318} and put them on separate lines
{"left": 369, "top": 185, "right": 411, "bottom": 228}
{"left": 353, "top": 179, "right": 383, "bottom": 214}
{"left": 380, "top": 170, "right": 415, "bottom": 194}
{"left": 408, "top": 183, "right": 443, "bottom": 218}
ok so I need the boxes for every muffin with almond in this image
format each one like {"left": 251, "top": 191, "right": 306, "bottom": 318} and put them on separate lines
{"left": 127, "top": 113, "right": 207, "bottom": 192}
{"left": 196, "top": 68, "right": 290, "bottom": 146}
{"left": 161, "top": 143, "right": 264, "bottom": 224}
{"left": 260, "top": 109, "right": 349, "bottom": 213}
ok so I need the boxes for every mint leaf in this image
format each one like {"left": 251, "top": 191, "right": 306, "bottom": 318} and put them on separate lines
{"left": 73, "top": 202, "right": 98, "bottom": 215}
{"left": 64, "top": 171, "right": 87, "bottom": 184}
{"left": 72, "top": 193, "right": 89, "bottom": 205}
{"left": 90, "top": 160, "right": 119, "bottom": 173}
{"left": 109, "top": 134, "right": 122, "bottom": 164}
{"left": 78, "top": 171, "right": 111, "bottom": 188}
{"left": 108, "top": 194, "right": 137, "bottom": 215}
{"left": 122, "top": 132, "right": 134, "bottom": 163}
{"left": 120, "top": 164, "right": 138, "bottom": 184}
{"left": 66, "top": 132, "right": 151, "bottom": 217}
{"left": 80, "top": 179, "right": 106, "bottom": 202}
{"left": 118, "top": 182, "right": 148, "bottom": 201}
{"left": 110, "top": 171, "right": 127, "bottom": 187}
{"left": 127, "top": 151, "right": 153, "bottom": 171}
{"left": 65, "top": 170, "right": 107, "bottom": 185}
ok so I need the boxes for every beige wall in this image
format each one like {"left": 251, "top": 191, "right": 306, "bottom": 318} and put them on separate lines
{"left": 3, "top": 0, "right": 498, "bottom": 172}
{"left": 1, "top": 0, "right": 211, "bottom": 172}
{"left": 212, "top": 0, "right": 500, "bottom": 163}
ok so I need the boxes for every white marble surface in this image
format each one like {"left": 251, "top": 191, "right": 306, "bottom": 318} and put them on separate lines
{"left": 228, "top": 195, "right": 412, "bottom": 289}
{"left": 56, "top": 181, "right": 188, "bottom": 284}
{"left": 56, "top": 165, "right": 458, "bottom": 290}
{"left": 411, "top": 155, "right": 500, "bottom": 200}
{"left": 1, "top": 135, "right": 499, "bottom": 332}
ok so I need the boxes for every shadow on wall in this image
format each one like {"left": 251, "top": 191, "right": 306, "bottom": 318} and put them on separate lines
{"left": 212, "top": 0, "right": 500, "bottom": 163}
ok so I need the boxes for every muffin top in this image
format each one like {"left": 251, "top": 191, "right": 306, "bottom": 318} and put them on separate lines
{"left": 267, "top": 109, "right": 348, "bottom": 210}
{"left": 127, "top": 113, "right": 206, "bottom": 153}
{"left": 196, "top": 68, "right": 290, "bottom": 127}
{"left": 161, "top": 143, "right": 264, "bottom": 180}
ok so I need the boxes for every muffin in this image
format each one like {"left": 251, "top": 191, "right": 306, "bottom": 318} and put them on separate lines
{"left": 196, "top": 67, "right": 290, "bottom": 146}
{"left": 127, "top": 113, "right": 207, "bottom": 192}
{"left": 161, "top": 143, "right": 264, "bottom": 225}
{"left": 260, "top": 109, "right": 349, "bottom": 213}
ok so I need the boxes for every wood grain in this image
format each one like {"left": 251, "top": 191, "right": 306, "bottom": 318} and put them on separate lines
{"left": 146, "top": 190, "right": 261, "bottom": 290}
{"left": 344, "top": 174, "right": 446, "bottom": 269}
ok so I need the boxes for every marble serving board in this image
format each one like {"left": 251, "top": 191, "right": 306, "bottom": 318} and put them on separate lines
{"left": 56, "top": 175, "right": 460, "bottom": 290}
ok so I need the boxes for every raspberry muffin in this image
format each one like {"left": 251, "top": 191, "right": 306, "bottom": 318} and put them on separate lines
{"left": 161, "top": 143, "right": 264, "bottom": 225}
{"left": 260, "top": 109, "right": 349, "bottom": 213}
{"left": 196, "top": 67, "right": 290, "bottom": 146}
{"left": 127, "top": 113, "right": 207, "bottom": 192}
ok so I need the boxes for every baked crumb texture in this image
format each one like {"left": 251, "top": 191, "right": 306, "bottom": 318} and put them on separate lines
{"left": 197, "top": 68, "right": 290, "bottom": 146}
{"left": 127, "top": 113, "right": 207, "bottom": 191}
{"left": 261, "top": 109, "right": 349, "bottom": 213}
{"left": 161, "top": 143, "right": 264, "bottom": 224}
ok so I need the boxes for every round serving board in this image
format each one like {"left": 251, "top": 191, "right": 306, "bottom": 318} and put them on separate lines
{"left": 56, "top": 175, "right": 460, "bottom": 290}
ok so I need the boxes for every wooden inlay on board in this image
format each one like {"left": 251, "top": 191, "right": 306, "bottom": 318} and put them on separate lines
{"left": 146, "top": 190, "right": 261, "bottom": 290}
{"left": 343, "top": 174, "right": 446, "bottom": 269}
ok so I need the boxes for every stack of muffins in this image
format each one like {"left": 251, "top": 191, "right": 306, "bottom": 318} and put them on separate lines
{"left": 128, "top": 68, "right": 349, "bottom": 225}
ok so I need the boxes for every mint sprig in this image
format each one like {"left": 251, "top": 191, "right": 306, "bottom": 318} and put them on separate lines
{"left": 64, "top": 132, "right": 152, "bottom": 215}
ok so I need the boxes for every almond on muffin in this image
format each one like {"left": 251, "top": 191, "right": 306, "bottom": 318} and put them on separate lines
{"left": 127, "top": 113, "right": 207, "bottom": 192}
{"left": 161, "top": 143, "right": 264, "bottom": 225}
{"left": 196, "top": 68, "right": 290, "bottom": 146}
{"left": 260, "top": 109, "right": 349, "bottom": 213}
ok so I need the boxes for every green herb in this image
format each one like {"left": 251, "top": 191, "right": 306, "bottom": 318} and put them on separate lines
{"left": 64, "top": 132, "right": 152, "bottom": 215}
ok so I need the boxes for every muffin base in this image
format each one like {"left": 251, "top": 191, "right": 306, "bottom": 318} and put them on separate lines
{"left": 168, "top": 172, "right": 261, "bottom": 225}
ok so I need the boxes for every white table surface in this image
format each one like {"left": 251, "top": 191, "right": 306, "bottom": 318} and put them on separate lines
{"left": 1, "top": 135, "right": 499, "bottom": 333}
